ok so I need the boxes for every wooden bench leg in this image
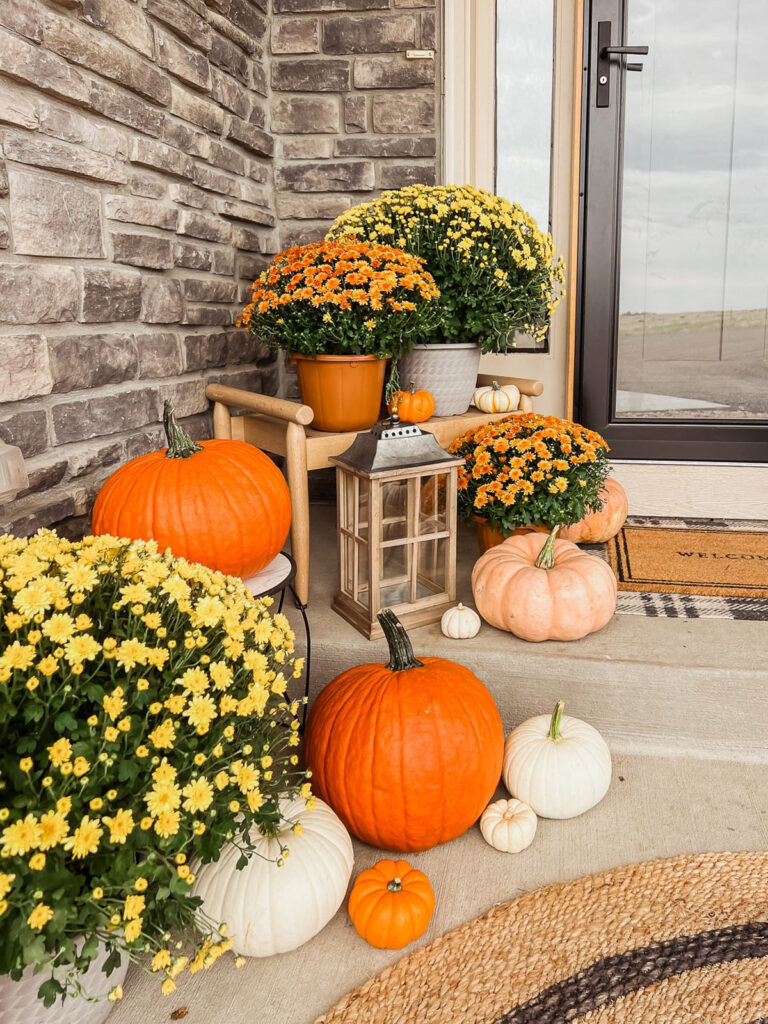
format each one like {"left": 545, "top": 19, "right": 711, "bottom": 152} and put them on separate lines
{"left": 285, "top": 421, "right": 310, "bottom": 606}
{"left": 212, "top": 401, "right": 232, "bottom": 439}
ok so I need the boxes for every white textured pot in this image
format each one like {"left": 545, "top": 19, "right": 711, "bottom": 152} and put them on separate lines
{"left": 397, "top": 342, "right": 482, "bottom": 417}
{"left": 0, "top": 941, "right": 129, "bottom": 1024}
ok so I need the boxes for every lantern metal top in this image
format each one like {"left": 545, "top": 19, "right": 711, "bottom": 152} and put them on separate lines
{"left": 330, "top": 413, "right": 463, "bottom": 477}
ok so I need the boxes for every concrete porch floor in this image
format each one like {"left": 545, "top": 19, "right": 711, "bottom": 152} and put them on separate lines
{"left": 111, "top": 505, "right": 768, "bottom": 1024}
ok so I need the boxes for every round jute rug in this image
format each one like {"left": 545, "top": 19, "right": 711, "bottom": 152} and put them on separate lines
{"left": 315, "top": 851, "right": 768, "bottom": 1024}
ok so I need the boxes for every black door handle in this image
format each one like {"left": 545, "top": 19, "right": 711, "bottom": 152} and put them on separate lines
{"left": 601, "top": 44, "right": 649, "bottom": 56}
{"left": 596, "top": 22, "right": 650, "bottom": 107}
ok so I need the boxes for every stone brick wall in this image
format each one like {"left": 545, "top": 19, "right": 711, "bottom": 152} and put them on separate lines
{"left": 0, "top": 0, "right": 277, "bottom": 536}
{"left": 269, "top": 0, "right": 439, "bottom": 249}
{"left": 0, "top": 0, "right": 440, "bottom": 537}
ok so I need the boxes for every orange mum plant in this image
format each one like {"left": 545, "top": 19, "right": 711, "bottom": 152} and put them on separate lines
{"left": 237, "top": 239, "right": 441, "bottom": 360}
{"left": 450, "top": 414, "right": 610, "bottom": 536}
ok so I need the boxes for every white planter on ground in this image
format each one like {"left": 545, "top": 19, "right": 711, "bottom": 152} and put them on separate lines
{"left": 397, "top": 342, "right": 482, "bottom": 416}
{"left": 0, "top": 942, "right": 129, "bottom": 1024}
{"left": 191, "top": 796, "right": 353, "bottom": 957}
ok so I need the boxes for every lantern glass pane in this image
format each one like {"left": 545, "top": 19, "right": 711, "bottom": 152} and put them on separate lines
{"left": 418, "top": 472, "right": 448, "bottom": 534}
{"left": 416, "top": 535, "right": 447, "bottom": 595}
{"left": 379, "top": 542, "right": 411, "bottom": 605}
{"left": 340, "top": 472, "right": 356, "bottom": 532}
{"left": 341, "top": 534, "right": 355, "bottom": 596}
{"left": 356, "top": 541, "right": 369, "bottom": 608}
{"left": 381, "top": 478, "right": 409, "bottom": 542}
{"left": 356, "top": 477, "right": 370, "bottom": 541}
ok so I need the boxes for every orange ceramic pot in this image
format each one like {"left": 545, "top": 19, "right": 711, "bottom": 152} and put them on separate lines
{"left": 292, "top": 354, "right": 387, "bottom": 432}
{"left": 473, "top": 517, "right": 544, "bottom": 554}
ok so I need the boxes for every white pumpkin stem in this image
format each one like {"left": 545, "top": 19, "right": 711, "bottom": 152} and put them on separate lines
{"left": 492, "top": 380, "right": 500, "bottom": 391}
{"left": 534, "top": 525, "right": 560, "bottom": 570}
{"left": 547, "top": 701, "right": 565, "bottom": 741}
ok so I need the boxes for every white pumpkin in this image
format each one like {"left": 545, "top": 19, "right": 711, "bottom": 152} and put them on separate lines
{"left": 440, "top": 602, "right": 481, "bottom": 639}
{"left": 503, "top": 702, "right": 612, "bottom": 819}
{"left": 191, "top": 795, "right": 353, "bottom": 957}
{"left": 472, "top": 380, "right": 520, "bottom": 414}
{"left": 480, "top": 798, "right": 537, "bottom": 853}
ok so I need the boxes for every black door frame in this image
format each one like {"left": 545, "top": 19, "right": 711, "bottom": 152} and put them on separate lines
{"left": 575, "top": 0, "right": 768, "bottom": 463}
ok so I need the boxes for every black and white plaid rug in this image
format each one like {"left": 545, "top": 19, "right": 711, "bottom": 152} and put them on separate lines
{"left": 588, "top": 517, "right": 768, "bottom": 622}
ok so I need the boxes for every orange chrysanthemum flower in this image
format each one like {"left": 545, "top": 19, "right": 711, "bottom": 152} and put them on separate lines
{"left": 451, "top": 413, "right": 610, "bottom": 536}
{"left": 237, "top": 239, "right": 441, "bottom": 360}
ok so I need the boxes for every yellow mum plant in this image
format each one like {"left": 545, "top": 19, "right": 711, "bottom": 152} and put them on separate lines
{"left": 0, "top": 531, "right": 309, "bottom": 1006}
{"left": 328, "top": 184, "right": 564, "bottom": 350}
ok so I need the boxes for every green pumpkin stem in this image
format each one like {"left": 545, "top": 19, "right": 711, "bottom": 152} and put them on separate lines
{"left": 535, "top": 525, "right": 561, "bottom": 570}
{"left": 387, "top": 877, "right": 403, "bottom": 893}
{"left": 378, "top": 609, "right": 424, "bottom": 671}
{"left": 547, "top": 700, "right": 565, "bottom": 741}
{"left": 163, "top": 400, "right": 204, "bottom": 460}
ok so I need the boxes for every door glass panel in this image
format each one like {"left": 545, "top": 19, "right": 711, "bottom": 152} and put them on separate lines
{"left": 616, "top": 0, "right": 768, "bottom": 420}
{"left": 496, "top": 0, "right": 555, "bottom": 352}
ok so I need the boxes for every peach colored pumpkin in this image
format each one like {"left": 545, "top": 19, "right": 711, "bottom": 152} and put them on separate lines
{"left": 559, "top": 478, "right": 629, "bottom": 544}
{"left": 472, "top": 527, "right": 617, "bottom": 642}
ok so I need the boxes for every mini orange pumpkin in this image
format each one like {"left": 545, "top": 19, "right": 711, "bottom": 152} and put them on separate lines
{"left": 559, "top": 478, "right": 628, "bottom": 544}
{"left": 472, "top": 527, "right": 617, "bottom": 641}
{"left": 304, "top": 609, "right": 504, "bottom": 852}
{"left": 348, "top": 859, "right": 435, "bottom": 949}
{"left": 92, "top": 401, "right": 291, "bottom": 579}
{"left": 387, "top": 381, "right": 435, "bottom": 423}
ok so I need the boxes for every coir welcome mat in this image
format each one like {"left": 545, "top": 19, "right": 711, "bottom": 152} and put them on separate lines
{"left": 607, "top": 525, "right": 768, "bottom": 598}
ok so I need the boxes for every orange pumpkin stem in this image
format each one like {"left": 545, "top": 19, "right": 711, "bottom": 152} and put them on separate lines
{"left": 534, "top": 525, "right": 561, "bottom": 570}
{"left": 387, "top": 877, "right": 403, "bottom": 892}
{"left": 377, "top": 609, "right": 424, "bottom": 671}
{"left": 163, "top": 400, "right": 204, "bottom": 460}
{"left": 547, "top": 700, "right": 565, "bottom": 741}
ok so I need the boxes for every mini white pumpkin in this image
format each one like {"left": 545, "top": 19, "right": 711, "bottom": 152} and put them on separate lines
{"left": 480, "top": 798, "right": 537, "bottom": 853}
{"left": 191, "top": 795, "right": 353, "bottom": 957}
{"left": 503, "top": 701, "right": 611, "bottom": 819}
{"left": 472, "top": 380, "right": 520, "bottom": 414}
{"left": 440, "top": 602, "right": 481, "bottom": 639}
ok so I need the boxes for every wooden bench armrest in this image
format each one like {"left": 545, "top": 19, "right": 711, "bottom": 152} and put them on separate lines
{"left": 205, "top": 384, "right": 314, "bottom": 426}
{"left": 475, "top": 373, "right": 544, "bottom": 398}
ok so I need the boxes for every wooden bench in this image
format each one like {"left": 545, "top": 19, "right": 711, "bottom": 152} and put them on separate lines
{"left": 206, "top": 373, "right": 544, "bottom": 605}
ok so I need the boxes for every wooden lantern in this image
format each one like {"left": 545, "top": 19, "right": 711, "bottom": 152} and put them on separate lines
{"left": 330, "top": 416, "right": 464, "bottom": 639}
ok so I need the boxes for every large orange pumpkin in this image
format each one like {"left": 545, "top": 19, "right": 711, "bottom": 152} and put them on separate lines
{"left": 472, "top": 527, "right": 617, "bottom": 642}
{"left": 92, "top": 401, "right": 291, "bottom": 579}
{"left": 559, "top": 478, "right": 628, "bottom": 543}
{"left": 304, "top": 609, "right": 504, "bottom": 852}
{"left": 348, "top": 859, "right": 435, "bottom": 949}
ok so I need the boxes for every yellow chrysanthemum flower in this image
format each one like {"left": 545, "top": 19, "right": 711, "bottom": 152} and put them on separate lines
{"left": 27, "top": 902, "right": 54, "bottom": 930}
{"left": 103, "top": 809, "right": 135, "bottom": 845}
{"left": 1, "top": 814, "right": 39, "bottom": 857}
{"left": 64, "top": 816, "right": 103, "bottom": 859}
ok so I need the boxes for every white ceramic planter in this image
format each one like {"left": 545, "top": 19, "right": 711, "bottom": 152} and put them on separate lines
{"left": 397, "top": 342, "right": 482, "bottom": 417}
{"left": 0, "top": 942, "right": 129, "bottom": 1024}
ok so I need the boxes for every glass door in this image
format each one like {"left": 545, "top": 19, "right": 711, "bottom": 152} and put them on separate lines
{"left": 578, "top": 0, "right": 768, "bottom": 461}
